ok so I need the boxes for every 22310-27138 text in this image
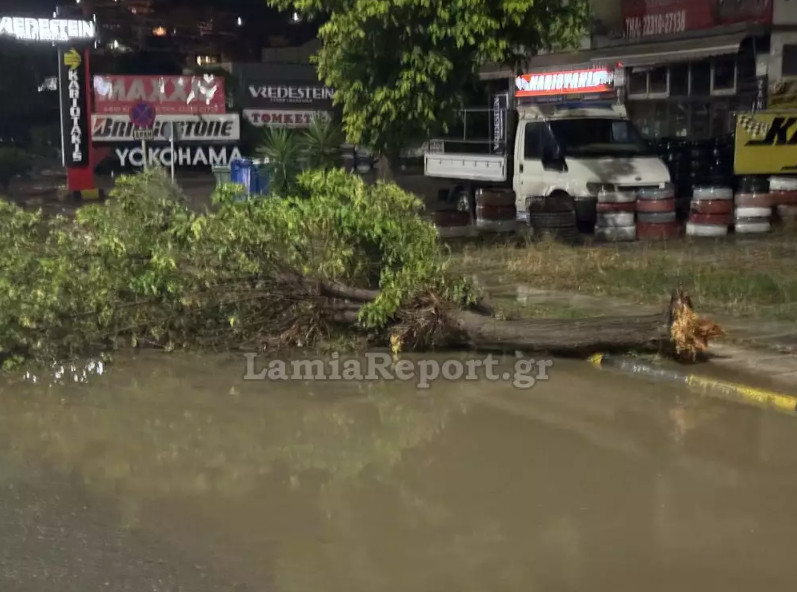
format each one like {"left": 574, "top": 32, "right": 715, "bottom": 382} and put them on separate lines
{"left": 626, "top": 11, "right": 686, "bottom": 38}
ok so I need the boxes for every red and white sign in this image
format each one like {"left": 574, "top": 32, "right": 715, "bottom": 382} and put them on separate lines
{"left": 93, "top": 75, "right": 226, "bottom": 115}
{"left": 243, "top": 109, "right": 331, "bottom": 128}
{"left": 515, "top": 68, "right": 616, "bottom": 98}
{"left": 622, "top": 0, "right": 773, "bottom": 39}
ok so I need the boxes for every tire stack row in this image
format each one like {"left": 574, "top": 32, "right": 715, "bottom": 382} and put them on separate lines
{"left": 734, "top": 176, "right": 772, "bottom": 234}
{"left": 594, "top": 189, "right": 636, "bottom": 242}
{"left": 475, "top": 189, "right": 517, "bottom": 234}
{"left": 655, "top": 138, "right": 691, "bottom": 219}
{"left": 770, "top": 176, "right": 797, "bottom": 223}
{"left": 527, "top": 195, "right": 579, "bottom": 243}
{"left": 432, "top": 209, "right": 475, "bottom": 239}
{"left": 654, "top": 137, "right": 734, "bottom": 220}
{"left": 686, "top": 186, "right": 734, "bottom": 238}
{"left": 636, "top": 186, "right": 680, "bottom": 240}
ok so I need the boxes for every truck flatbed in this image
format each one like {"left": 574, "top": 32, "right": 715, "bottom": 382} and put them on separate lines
{"left": 423, "top": 152, "right": 508, "bottom": 183}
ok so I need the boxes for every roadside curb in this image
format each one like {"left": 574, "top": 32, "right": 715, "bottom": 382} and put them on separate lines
{"left": 588, "top": 353, "right": 797, "bottom": 414}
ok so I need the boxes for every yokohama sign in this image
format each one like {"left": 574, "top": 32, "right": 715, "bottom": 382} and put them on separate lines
{"left": 93, "top": 75, "right": 226, "bottom": 115}
{"left": 622, "top": 0, "right": 772, "bottom": 38}
{"left": 92, "top": 114, "right": 240, "bottom": 142}
{"left": 115, "top": 145, "right": 243, "bottom": 168}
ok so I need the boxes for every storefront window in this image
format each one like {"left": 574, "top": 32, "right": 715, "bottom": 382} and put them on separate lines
{"left": 712, "top": 57, "right": 736, "bottom": 93}
{"left": 670, "top": 64, "right": 689, "bottom": 96}
{"left": 629, "top": 69, "right": 648, "bottom": 95}
{"left": 711, "top": 101, "right": 731, "bottom": 137}
{"left": 672, "top": 102, "right": 689, "bottom": 137}
{"left": 783, "top": 45, "right": 797, "bottom": 77}
{"left": 649, "top": 67, "right": 668, "bottom": 95}
{"left": 691, "top": 62, "right": 711, "bottom": 96}
{"left": 691, "top": 102, "right": 710, "bottom": 139}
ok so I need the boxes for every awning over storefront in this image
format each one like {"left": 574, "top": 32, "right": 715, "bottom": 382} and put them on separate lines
{"left": 589, "top": 31, "right": 751, "bottom": 68}
{"left": 479, "top": 26, "right": 766, "bottom": 80}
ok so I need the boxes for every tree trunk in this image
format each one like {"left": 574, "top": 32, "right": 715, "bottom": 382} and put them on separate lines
{"left": 315, "top": 284, "right": 720, "bottom": 360}
{"left": 450, "top": 310, "right": 670, "bottom": 355}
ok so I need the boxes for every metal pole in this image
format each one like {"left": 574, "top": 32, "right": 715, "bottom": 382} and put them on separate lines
{"left": 170, "top": 134, "right": 175, "bottom": 182}
{"left": 142, "top": 139, "right": 147, "bottom": 169}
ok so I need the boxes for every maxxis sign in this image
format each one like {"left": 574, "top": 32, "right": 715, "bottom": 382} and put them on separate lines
{"left": 735, "top": 112, "right": 797, "bottom": 174}
{"left": 58, "top": 47, "right": 90, "bottom": 168}
{"left": 93, "top": 75, "right": 226, "bottom": 115}
{"left": 622, "top": 0, "right": 772, "bottom": 38}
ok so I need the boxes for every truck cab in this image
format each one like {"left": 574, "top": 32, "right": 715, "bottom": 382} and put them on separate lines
{"left": 512, "top": 103, "right": 671, "bottom": 219}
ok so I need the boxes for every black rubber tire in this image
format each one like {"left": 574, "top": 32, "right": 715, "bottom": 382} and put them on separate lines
{"left": 738, "top": 176, "right": 770, "bottom": 194}
{"left": 530, "top": 210, "right": 577, "bottom": 229}
{"left": 528, "top": 194, "right": 575, "bottom": 214}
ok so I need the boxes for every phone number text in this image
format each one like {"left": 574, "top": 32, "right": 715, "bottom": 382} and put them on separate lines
{"left": 626, "top": 11, "right": 687, "bottom": 38}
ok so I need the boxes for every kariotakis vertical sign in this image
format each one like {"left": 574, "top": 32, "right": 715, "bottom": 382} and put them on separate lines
{"left": 58, "top": 47, "right": 90, "bottom": 167}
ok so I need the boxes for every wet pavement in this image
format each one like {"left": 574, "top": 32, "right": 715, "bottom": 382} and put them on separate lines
{"left": 2, "top": 352, "right": 797, "bottom": 591}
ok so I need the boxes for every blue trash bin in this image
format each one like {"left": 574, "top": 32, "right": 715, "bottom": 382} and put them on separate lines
{"left": 252, "top": 158, "right": 270, "bottom": 196}
{"left": 230, "top": 158, "right": 259, "bottom": 195}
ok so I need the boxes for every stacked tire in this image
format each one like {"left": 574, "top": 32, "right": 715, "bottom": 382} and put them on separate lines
{"left": 687, "top": 186, "right": 733, "bottom": 238}
{"left": 475, "top": 189, "right": 517, "bottom": 234}
{"left": 734, "top": 176, "right": 772, "bottom": 235}
{"left": 595, "top": 189, "right": 636, "bottom": 241}
{"left": 636, "top": 186, "right": 679, "bottom": 240}
{"left": 770, "top": 176, "right": 797, "bottom": 223}
{"left": 432, "top": 209, "right": 475, "bottom": 239}
{"left": 528, "top": 195, "right": 579, "bottom": 243}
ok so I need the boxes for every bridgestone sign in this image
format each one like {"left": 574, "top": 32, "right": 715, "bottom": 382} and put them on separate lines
{"left": 0, "top": 16, "right": 96, "bottom": 43}
{"left": 92, "top": 114, "right": 240, "bottom": 142}
{"left": 116, "top": 146, "right": 243, "bottom": 168}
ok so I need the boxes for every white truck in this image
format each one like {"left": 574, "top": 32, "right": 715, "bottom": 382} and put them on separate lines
{"left": 424, "top": 102, "right": 672, "bottom": 222}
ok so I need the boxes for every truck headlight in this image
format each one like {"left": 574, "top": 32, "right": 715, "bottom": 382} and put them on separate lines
{"left": 586, "top": 182, "right": 617, "bottom": 195}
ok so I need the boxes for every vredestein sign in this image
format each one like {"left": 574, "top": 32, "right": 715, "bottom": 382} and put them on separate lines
{"left": 58, "top": 47, "right": 90, "bottom": 168}
{"left": 0, "top": 16, "right": 96, "bottom": 43}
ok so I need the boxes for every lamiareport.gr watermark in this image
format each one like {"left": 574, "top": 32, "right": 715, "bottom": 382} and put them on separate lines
{"left": 243, "top": 352, "right": 553, "bottom": 390}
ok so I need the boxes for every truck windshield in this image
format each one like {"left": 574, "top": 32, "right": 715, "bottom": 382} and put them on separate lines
{"left": 549, "top": 118, "right": 651, "bottom": 157}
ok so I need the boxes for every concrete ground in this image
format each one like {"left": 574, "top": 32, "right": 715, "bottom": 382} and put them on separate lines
{"left": 510, "top": 286, "right": 797, "bottom": 391}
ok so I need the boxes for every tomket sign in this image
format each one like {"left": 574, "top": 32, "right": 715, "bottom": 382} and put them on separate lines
{"left": 92, "top": 114, "right": 241, "bottom": 142}
{"left": 115, "top": 146, "right": 243, "bottom": 168}
{"left": 0, "top": 16, "right": 95, "bottom": 43}
{"left": 244, "top": 109, "right": 331, "bottom": 128}
{"left": 515, "top": 68, "right": 616, "bottom": 98}
{"left": 93, "top": 75, "right": 226, "bottom": 115}
{"left": 58, "top": 48, "right": 90, "bottom": 168}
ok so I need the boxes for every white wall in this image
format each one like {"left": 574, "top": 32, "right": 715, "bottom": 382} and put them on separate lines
{"left": 768, "top": 31, "right": 797, "bottom": 80}
{"left": 774, "top": 0, "right": 797, "bottom": 24}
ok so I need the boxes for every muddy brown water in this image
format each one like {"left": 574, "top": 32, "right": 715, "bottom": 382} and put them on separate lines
{"left": 1, "top": 351, "right": 797, "bottom": 591}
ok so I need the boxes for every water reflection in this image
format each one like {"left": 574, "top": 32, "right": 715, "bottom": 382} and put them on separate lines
{"left": 1, "top": 352, "right": 797, "bottom": 590}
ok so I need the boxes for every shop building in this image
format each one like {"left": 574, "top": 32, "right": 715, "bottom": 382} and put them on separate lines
{"left": 480, "top": 0, "right": 797, "bottom": 141}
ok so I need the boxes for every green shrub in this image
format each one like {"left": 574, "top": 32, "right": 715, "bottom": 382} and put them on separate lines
{"left": 0, "top": 168, "right": 469, "bottom": 368}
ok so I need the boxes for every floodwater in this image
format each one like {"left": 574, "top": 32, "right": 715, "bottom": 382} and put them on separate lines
{"left": 2, "top": 351, "right": 797, "bottom": 591}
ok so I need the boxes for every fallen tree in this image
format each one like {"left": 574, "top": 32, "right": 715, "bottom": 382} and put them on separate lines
{"left": 0, "top": 169, "right": 721, "bottom": 370}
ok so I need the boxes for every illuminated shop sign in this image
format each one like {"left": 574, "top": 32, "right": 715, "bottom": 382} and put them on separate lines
{"left": 515, "top": 68, "right": 616, "bottom": 98}
{"left": 0, "top": 16, "right": 96, "bottom": 43}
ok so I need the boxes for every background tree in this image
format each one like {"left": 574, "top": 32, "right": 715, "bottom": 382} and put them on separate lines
{"left": 265, "top": 0, "right": 590, "bottom": 176}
